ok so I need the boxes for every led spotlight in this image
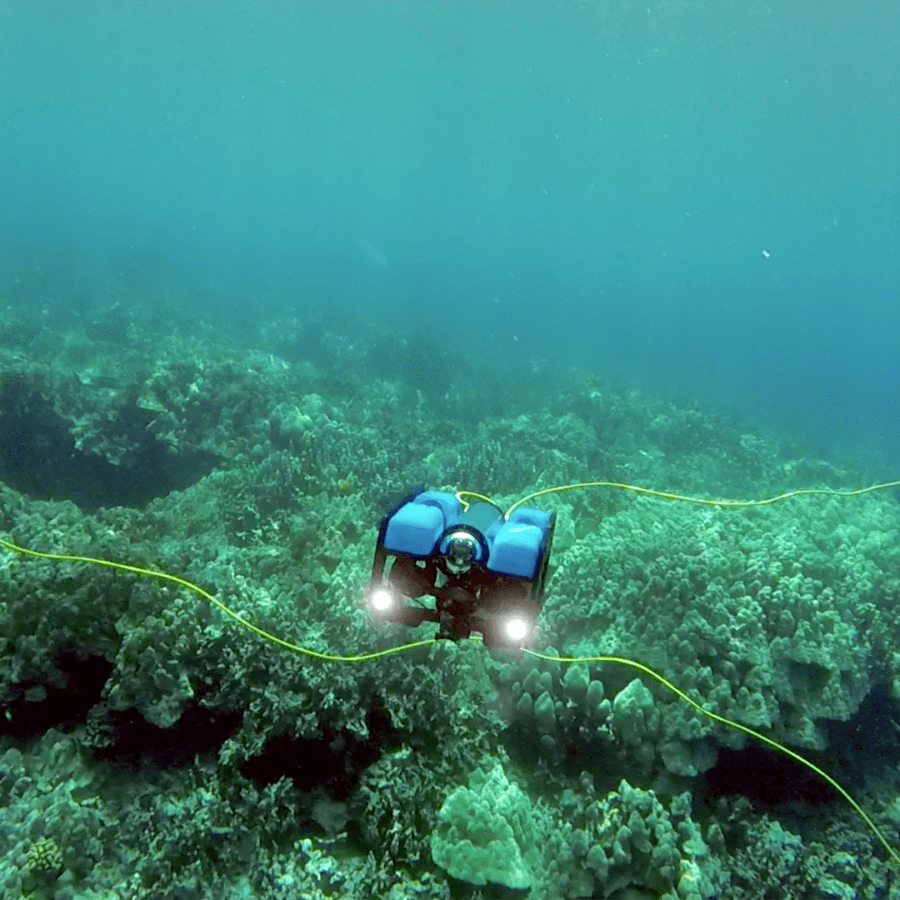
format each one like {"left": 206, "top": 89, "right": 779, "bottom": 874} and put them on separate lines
{"left": 504, "top": 615, "right": 530, "bottom": 644}
{"left": 369, "top": 587, "right": 396, "bottom": 613}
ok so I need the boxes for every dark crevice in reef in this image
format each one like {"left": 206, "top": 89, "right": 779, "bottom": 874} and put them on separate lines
{"left": 702, "top": 687, "right": 900, "bottom": 813}
{"left": 0, "top": 652, "right": 113, "bottom": 741}
{"left": 703, "top": 741, "right": 838, "bottom": 809}
{"left": 241, "top": 698, "right": 395, "bottom": 800}
{"left": 827, "top": 684, "right": 900, "bottom": 775}
{"left": 90, "top": 704, "right": 242, "bottom": 771}
{"left": 240, "top": 728, "right": 383, "bottom": 800}
{"left": 0, "top": 377, "right": 217, "bottom": 511}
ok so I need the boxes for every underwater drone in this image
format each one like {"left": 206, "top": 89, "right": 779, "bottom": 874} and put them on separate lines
{"left": 366, "top": 488, "right": 556, "bottom": 649}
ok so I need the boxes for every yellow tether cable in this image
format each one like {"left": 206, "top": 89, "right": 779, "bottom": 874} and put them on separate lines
{"left": 455, "top": 490, "right": 504, "bottom": 515}
{"left": 505, "top": 478, "right": 900, "bottom": 518}
{"left": 524, "top": 648, "right": 900, "bottom": 868}
{"left": 0, "top": 536, "right": 437, "bottom": 662}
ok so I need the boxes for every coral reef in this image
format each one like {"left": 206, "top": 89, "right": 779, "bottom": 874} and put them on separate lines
{"left": 2, "top": 302, "right": 900, "bottom": 898}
